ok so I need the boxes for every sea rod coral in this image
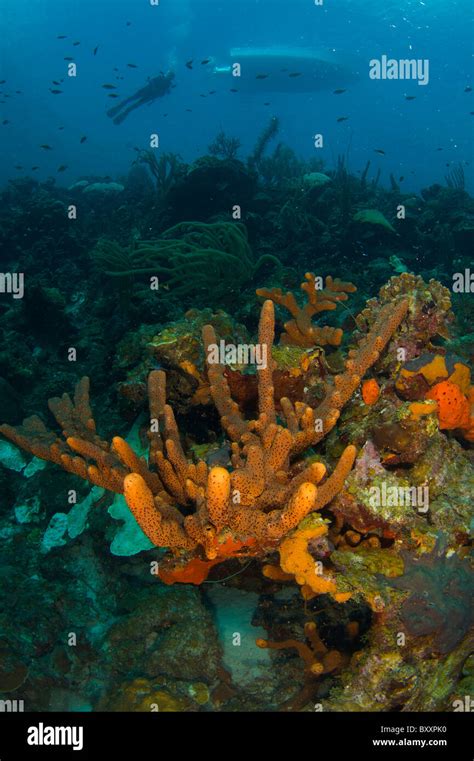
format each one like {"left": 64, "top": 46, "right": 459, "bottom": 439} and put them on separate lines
{"left": 0, "top": 296, "right": 408, "bottom": 583}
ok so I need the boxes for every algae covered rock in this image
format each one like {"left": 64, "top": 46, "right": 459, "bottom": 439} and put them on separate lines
{"left": 105, "top": 585, "right": 223, "bottom": 682}
{"left": 302, "top": 171, "right": 332, "bottom": 188}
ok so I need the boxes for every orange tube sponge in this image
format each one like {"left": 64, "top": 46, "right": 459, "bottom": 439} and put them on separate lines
{"left": 256, "top": 621, "right": 345, "bottom": 675}
{"left": 123, "top": 473, "right": 196, "bottom": 551}
{"left": 425, "top": 380, "right": 470, "bottom": 430}
{"left": 206, "top": 466, "right": 232, "bottom": 530}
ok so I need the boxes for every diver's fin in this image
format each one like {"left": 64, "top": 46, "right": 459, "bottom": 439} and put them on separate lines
{"left": 112, "top": 111, "right": 129, "bottom": 125}
{"left": 106, "top": 104, "right": 123, "bottom": 118}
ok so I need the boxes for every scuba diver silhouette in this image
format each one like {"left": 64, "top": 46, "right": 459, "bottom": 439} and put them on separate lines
{"left": 107, "top": 71, "right": 175, "bottom": 125}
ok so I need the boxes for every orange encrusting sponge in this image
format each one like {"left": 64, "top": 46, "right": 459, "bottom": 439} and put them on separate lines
{"left": 425, "top": 380, "right": 470, "bottom": 431}
{"left": 361, "top": 378, "right": 380, "bottom": 405}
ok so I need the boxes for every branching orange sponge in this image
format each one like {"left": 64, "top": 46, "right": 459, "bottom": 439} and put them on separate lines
{"left": 1, "top": 289, "right": 408, "bottom": 584}
{"left": 257, "top": 272, "right": 356, "bottom": 347}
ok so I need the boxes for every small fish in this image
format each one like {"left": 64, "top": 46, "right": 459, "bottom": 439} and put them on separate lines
{"left": 58, "top": 126, "right": 64, "bottom": 130}
{"left": 107, "top": 93, "right": 119, "bottom": 98}
{"left": 102, "top": 84, "right": 117, "bottom": 89}
{"left": 436, "top": 147, "right": 443, "bottom": 151}
{"left": 405, "top": 95, "right": 416, "bottom": 100}
{"left": 80, "top": 135, "right": 87, "bottom": 143}
{"left": 163, "top": 113, "right": 168, "bottom": 117}
{"left": 113, "top": 67, "right": 119, "bottom": 72}
{"left": 263, "top": 101, "right": 271, "bottom": 105}
{"left": 57, "top": 165, "right": 68, "bottom": 172}
{"left": 15, "top": 90, "right": 22, "bottom": 94}
{"left": 186, "top": 108, "right": 192, "bottom": 112}
{"left": 31, "top": 166, "right": 39, "bottom": 171}
{"left": 127, "top": 63, "right": 137, "bottom": 68}
{"left": 230, "top": 88, "right": 238, "bottom": 92}
{"left": 289, "top": 72, "right": 302, "bottom": 77}
{"left": 14, "top": 165, "right": 23, "bottom": 170}
{"left": 399, "top": 176, "right": 404, "bottom": 182}
{"left": 126, "top": 21, "right": 131, "bottom": 26}
{"left": 72, "top": 41, "right": 80, "bottom": 46}
{"left": 337, "top": 116, "right": 349, "bottom": 122}
{"left": 199, "top": 93, "right": 206, "bottom": 97}
{"left": 2, "top": 119, "right": 9, "bottom": 125}
{"left": 57, "top": 35, "right": 67, "bottom": 39}
{"left": 208, "top": 90, "right": 216, "bottom": 94}
{"left": 50, "top": 89, "right": 63, "bottom": 94}
{"left": 465, "top": 86, "right": 472, "bottom": 92}
{"left": 470, "top": 111, "right": 474, "bottom": 115}
{"left": 64, "top": 57, "right": 74, "bottom": 61}
{"left": 52, "top": 80, "right": 61, "bottom": 85}
{"left": 374, "top": 148, "right": 386, "bottom": 155}
{"left": 256, "top": 73, "right": 269, "bottom": 79}
{"left": 0, "top": 80, "right": 5, "bottom": 84}
{"left": 40, "top": 144, "right": 53, "bottom": 150}
{"left": 201, "top": 58, "right": 211, "bottom": 65}
{"left": 333, "top": 89, "right": 346, "bottom": 94}
{"left": 93, "top": 46, "right": 99, "bottom": 56}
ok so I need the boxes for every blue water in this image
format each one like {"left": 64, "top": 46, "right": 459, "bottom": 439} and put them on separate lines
{"left": 0, "top": 0, "right": 472, "bottom": 192}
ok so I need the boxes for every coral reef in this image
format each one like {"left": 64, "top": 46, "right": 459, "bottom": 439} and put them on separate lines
{"left": 1, "top": 130, "right": 473, "bottom": 714}
{"left": 355, "top": 272, "right": 454, "bottom": 370}
{"left": 1, "top": 292, "right": 408, "bottom": 586}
